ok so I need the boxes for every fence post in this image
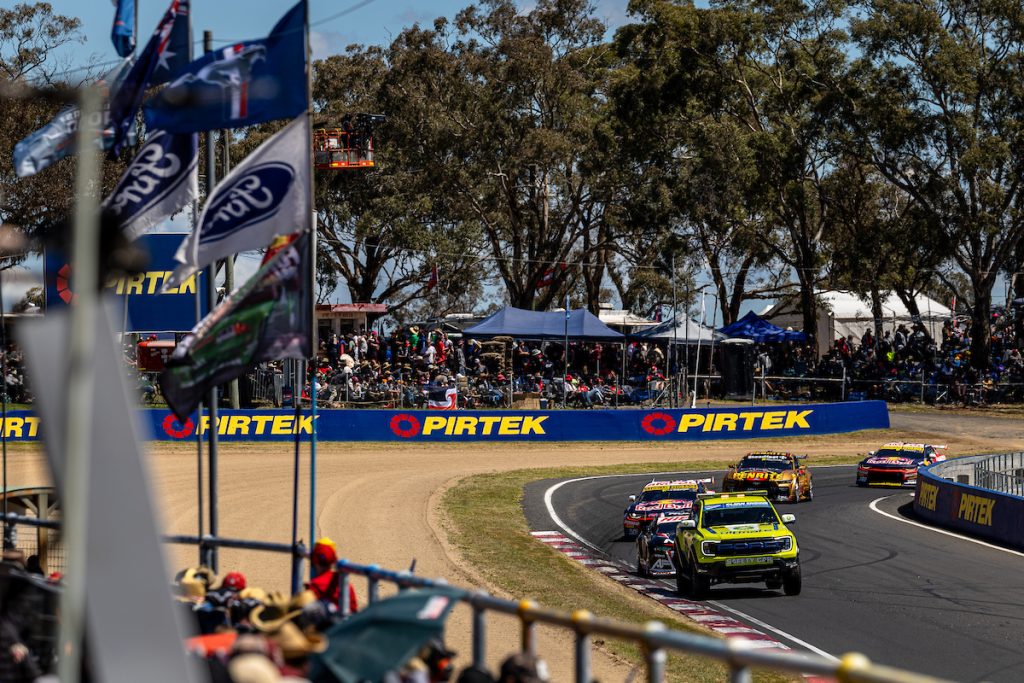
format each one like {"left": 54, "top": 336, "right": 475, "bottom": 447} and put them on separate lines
{"left": 519, "top": 599, "right": 538, "bottom": 655}
{"left": 367, "top": 565, "right": 380, "bottom": 604}
{"left": 339, "top": 570, "right": 352, "bottom": 617}
{"left": 726, "top": 638, "right": 753, "bottom": 683}
{"left": 472, "top": 599, "right": 487, "bottom": 669}
{"left": 644, "top": 622, "right": 667, "bottom": 683}
{"left": 572, "top": 610, "right": 593, "bottom": 683}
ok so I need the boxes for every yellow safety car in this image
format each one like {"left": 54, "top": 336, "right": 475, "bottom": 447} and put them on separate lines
{"left": 721, "top": 451, "right": 812, "bottom": 503}
{"left": 673, "top": 491, "right": 800, "bottom": 599}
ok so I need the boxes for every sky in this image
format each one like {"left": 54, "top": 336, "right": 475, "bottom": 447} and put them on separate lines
{"left": 4, "top": 0, "right": 631, "bottom": 311}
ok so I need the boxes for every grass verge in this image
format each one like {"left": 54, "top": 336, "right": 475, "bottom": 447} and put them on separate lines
{"left": 441, "top": 454, "right": 862, "bottom": 682}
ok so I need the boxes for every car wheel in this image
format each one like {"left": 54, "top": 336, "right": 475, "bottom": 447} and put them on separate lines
{"left": 805, "top": 481, "right": 814, "bottom": 502}
{"left": 675, "top": 565, "right": 688, "bottom": 596}
{"left": 688, "top": 559, "right": 710, "bottom": 600}
{"left": 637, "top": 553, "right": 647, "bottom": 577}
{"left": 783, "top": 566, "right": 802, "bottom": 596}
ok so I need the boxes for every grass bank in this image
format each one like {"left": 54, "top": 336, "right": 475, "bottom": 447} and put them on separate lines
{"left": 441, "top": 454, "right": 862, "bottom": 682}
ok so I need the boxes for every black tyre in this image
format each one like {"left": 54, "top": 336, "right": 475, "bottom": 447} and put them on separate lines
{"left": 636, "top": 552, "right": 647, "bottom": 577}
{"left": 675, "top": 566, "right": 687, "bottom": 595}
{"left": 783, "top": 566, "right": 802, "bottom": 596}
{"left": 688, "top": 559, "right": 710, "bottom": 600}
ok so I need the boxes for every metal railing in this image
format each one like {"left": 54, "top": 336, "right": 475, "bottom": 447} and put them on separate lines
{"left": 974, "top": 452, "right": 1024, "bottom": 497}
{"left": 333, "top": 559, "right": 952, "bottom": 683}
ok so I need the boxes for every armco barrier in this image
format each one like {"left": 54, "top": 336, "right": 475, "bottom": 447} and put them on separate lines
{"left": 0, "top": 401, "right": 890, "bottom": 442}
{"left": 915, "top": 456, "right": 1024, "bottom": 549}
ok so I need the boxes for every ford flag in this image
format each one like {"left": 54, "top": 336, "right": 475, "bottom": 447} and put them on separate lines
{"left": 144, "top": 0, "right": 306, "bottom": 133}
{"left": 108, "top": 0, "right": 188, "bottom": 156}
{"left": 165, "top": 115, "right": 310, "bottom": 289}
{"left": 161, "top": 234, "right": 311, "bottom": 420}
{"left": 111, "top": 0, "right": 136, "bottom": 58}
{"left": 102, "top": 130, "right": 198, "bottom": 238}
{"left": 13, "top": 59, "right": 133, "bottom": 177}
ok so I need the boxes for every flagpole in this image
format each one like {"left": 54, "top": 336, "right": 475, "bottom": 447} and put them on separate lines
{"left": 203, "top": 29, "right": 220, "bottom": 573}
{"left": 305, "top": 0, "right": 318, "bottom": 576}
{"left": 187, "top": 1, "right": 203, "bottom": 566}
{"left": 223, "top": 130, "right": 240, "bottom": 409}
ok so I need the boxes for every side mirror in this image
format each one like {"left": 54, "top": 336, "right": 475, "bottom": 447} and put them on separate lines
{"left": 781, "top": 513, "right": 796, "bottom": 524}
{"left": 868, "top": 451, "right": 876, "bottom": 457}
{"left": 728, "top": 464, "right": 736, "bottom": 469}
{"left": 678, "top": 520, "right": 696, "bottom": 529}
{"left": 628, "top": 495, "right": 636, "bottom": 503}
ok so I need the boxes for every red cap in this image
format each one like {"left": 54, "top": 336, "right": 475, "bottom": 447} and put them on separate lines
{"left": 222, "top": 571, "right": 246, "bottom": 591}
{"left": 312, "top": 538, "right": 338, "bottom": 566}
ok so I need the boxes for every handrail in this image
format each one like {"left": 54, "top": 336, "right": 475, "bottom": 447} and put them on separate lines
{"left": 332, "top": 558, "right": 954, "bottom": 683}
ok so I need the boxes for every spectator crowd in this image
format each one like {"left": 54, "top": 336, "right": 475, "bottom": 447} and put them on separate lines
{"left": 760, "top": 309, "right": 1024, "bottom": 405}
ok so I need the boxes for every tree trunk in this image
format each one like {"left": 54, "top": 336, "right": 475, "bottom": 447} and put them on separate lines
{"left": 798, "top": 279, "right": 817, "bottom": 356}
{"left": 869, "top": 287, "right": 884, "bottom": 339}
{"left": 969, "top": 284, "right": 992, "bottom": 372}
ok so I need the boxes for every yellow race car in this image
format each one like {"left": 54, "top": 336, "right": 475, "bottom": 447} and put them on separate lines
{"left": 721, "top": 451, "right": 812, "bottom": 503}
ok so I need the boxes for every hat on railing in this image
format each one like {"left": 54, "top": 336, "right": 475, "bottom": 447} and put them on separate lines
{"left": 251, "top": 590, "right": 318, "bottom": 632}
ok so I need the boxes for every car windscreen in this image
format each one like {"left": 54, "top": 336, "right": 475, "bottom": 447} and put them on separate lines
{"left": 737, "top": 456, "right": 792, "bottom": 472}
{"left": 703, "top": 503, "right": 778, "bottom": 526}
{"left": 873, "top": 448, "right": 923, "bottom": 460}
{"left": 655, "top": 521, "right": 679, "bottom": 535}
{"left": 640, "top": 489, "right": 669, "bottom": 502}
{"left": 664, "top": 489, "right": 697, "bottom": 501}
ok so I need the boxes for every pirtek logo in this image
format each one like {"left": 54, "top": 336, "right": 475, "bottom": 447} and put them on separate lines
{"left": 161, "top": 414, "right": 317, "bottom": 438}
{"left": 640, "top": 410, "right": 813, "bottom": 435}
{"left": 389, "top": 413, "right": 548, "bottom": 438}
{"left": 957, "top": 492, "right": 995, "bottom": 526}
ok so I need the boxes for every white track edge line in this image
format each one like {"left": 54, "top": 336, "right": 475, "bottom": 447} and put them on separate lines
{"left": 542, "top": 475, "right": 839, "bottom": 661}
{"left": 868, "top": 495, "right": 1024, "bottom": 558}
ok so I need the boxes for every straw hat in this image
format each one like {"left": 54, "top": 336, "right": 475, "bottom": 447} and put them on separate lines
{"left": 251, "top": 590, "right": 318, "bottom": 632}
{"left": 174, "top": 566, "right": 215, "bottom": 601}
{"left": 271, "top": 621, "right": 327, "bottom": 659}
{"left": 228, "top": 654, "right": 282, "bottom": 683}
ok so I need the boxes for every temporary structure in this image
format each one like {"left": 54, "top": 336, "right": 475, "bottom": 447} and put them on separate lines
{"left": 633, "top": 317, "right": 723, "bottom": 344}
{"left": 762, "top": 290, "right": 951, "bottom": 355}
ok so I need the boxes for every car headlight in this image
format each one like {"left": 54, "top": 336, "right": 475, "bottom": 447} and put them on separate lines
{"left": 701, "top": 541, "right": 718, "bottom": 556}
{"left": 774, "top": 536, "right": 793, "bottom": 552}
{"left": 628, "top": 512, "right": 641, "bottom": 519}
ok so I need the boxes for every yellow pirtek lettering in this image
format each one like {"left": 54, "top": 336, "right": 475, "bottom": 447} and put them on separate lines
{"left": 271, "top": 416, "right": 294, "bottom": 435}
{"left": 195, "top": 414, "right": 316, "bottom": 436}
{"left": 252, "top": 415, "right": 274, "bottom": 434}
{"left": 498, "top": 416, "right": 522, "bottom": 435}
{"left": 2, "top": 417, "right": 24, "bottom": 438}
{"left": 422, "top": 416, "right": 447, "bottom": 435}
{"left": 106, "top": 271, "right": 199, "bottom": 295}
{"left": 520, "top": 416, "right": 547, "bottom": 434}
{"left": 675, "top": 410, "right": 814, "bottom": 433}
{"left": 226, "top": 415, "right": 250, "bottom": 435}
{"left": 917, "top": 482, "right": 939, "bottom": 511}
{"left": 478, "top": 416, "right": 501, "bottom": 435}
{"left": 957, "top": 494, "right": 995, "bottom": 526}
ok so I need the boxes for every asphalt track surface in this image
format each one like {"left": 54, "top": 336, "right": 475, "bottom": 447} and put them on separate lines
{"left": 524, "top": 465, "right": 1024, "bottom": 682}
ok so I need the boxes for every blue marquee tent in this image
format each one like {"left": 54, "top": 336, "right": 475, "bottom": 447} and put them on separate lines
{"left": 463, "top": 306, "right": 624, "bottom": 341}
{"left": 718, "top": 311, "right": 806, "bottom": 343}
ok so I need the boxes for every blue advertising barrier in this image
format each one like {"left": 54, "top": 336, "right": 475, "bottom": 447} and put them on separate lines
{"left": 914, "top": 457, "right": 1024, "bottom": 549}
{"left": 0, "top": 401, "right": 888, "bottom": 443}
{"left": 45, "top": 233, "right": 210, "bottom": 333}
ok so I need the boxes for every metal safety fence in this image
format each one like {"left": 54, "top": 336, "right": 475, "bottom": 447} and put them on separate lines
{"left": 0, "top": 512, "right": 952, "bottom": 682}
{"left": 974, "top": 452, "right": 1024, "bottom": 498}
{"left": 332, "top": 559, "right": 952, "bottom": 683}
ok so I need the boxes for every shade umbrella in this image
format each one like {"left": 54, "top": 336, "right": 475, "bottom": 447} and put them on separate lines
{"left": 310, "top": 586, "right": 465, "bottom": 683}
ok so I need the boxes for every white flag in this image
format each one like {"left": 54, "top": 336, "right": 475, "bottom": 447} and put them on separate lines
{"left": 166, "top": 114, "right": 310, "bottom": 289}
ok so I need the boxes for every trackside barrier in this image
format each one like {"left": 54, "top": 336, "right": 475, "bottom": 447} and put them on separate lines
{"left": 0, "top": 403, "right": 890, "bottom": 442}
{"left": 915, "top": 455, "right": 1024, "bottom": 548}
{"left": 333, "top": 559, "right": 952, "bottom": 683}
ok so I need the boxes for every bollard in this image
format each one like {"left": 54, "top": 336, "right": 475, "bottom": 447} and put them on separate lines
{"left": 572, "top": 610, "right": 592, "bottom": 683}
{"left": 367, "top": 566, "right": 380, "bottom": 604}
{"left": 472, "top": 601, "right": 488, "bottom": 669}
{"left": 644, "top": 622, "right": 667, "bottom": 683}
{"left": 518, "top": 599, "right": 538, "bottom": 655}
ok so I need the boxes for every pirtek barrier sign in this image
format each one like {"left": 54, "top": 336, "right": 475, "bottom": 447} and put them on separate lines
{"left": 0, "top": 401, "right": 888, "bottom": 443}
{"left": 45, "top": 233, "right": 210, "bottom": 333}
{"left": 915, "top": 463, "right": 1024, "bottom": 548}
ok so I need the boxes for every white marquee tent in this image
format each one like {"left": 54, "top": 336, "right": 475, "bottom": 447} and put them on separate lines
{"left": 762, "top": 290, "right": 952, "bottom": 355}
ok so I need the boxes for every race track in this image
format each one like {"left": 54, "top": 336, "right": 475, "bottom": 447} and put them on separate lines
{"left": 525, "top": 465, "right": 1024, "bottom": 682}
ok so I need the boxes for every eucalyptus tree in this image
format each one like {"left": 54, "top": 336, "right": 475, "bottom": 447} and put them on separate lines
{"left": 845, "top": 0, "right": 1024, "bottom": 369}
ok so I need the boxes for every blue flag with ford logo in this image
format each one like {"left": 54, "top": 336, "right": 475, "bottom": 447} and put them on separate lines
{"left": 165, "top": 114, "right": 310, "bottom": 290}
{"left": 143, "top": 0, "right": 306, "bottom": 134}
{"left": 102, "top": 130, "right": 198, "bottom": 238}
{"left": 111, "top": 0, "right": 136, "bottom": 57}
